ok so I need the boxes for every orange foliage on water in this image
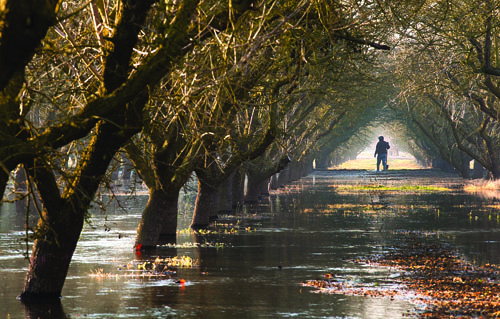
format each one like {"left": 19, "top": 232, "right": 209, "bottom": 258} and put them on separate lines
{"left": 304, "top": 241, "right": 500, "bottom": 318}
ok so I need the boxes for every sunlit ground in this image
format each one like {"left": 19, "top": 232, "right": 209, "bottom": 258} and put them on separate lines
{"left": 464, "top": 179, "right": 500, "bottom": 200}
{"left": 332, "top": 151, "right": 425, "bottom": 170}
{"left": 332, "top": 151, "right": 500, "bottom": 198}
{"left": 465, "top": 179, "right": 500, "bottom": 191}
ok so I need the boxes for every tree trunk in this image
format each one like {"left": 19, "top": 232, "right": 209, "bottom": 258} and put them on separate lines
{"left": 277, "top": 167, "right": 290, "bottom": 187}
{"left": 127, "top": 135, "right": 195, "bottom": 249}
{"left": 489, "top": 166, "right": 500, "bottom": 180}
{"left": 135, "top": 188, "right": 179, "bottom": 248}
{"left": 304, "top": 160, "right": 314, "bottom": 176}
{"left": 314, "top": 157, "right": 330, "bottom": 170}
{"left": 0, "top": 2, "right": 59, "bottom": 91}
{"left": 218, "top": 172, "right": 234, "bottom": 214}
{"left": 472, "top": 160, "right": 485, "bottom": 179}
{"left": 158, "top": 191, "right": 179, "bottom": 244}
{"left": 15, "top": 165, "right": 28, "bottom": 191}
{"left": 300, "top": 160, "right": 311, "bottom": 178}
{"left": 245, "top": 176, "right": 261, "bottom": 203}
{"left": 289, "top": 161, "right": 302, "bottom": 181}
{"left": 245, "top": 172, "right": 268, "bottom": 203}
{"left": 485, "top": 152, "right": 500, "bottom": 180}
{"left": 432, "top": 158, "right": 455, "bottom": 173}
{"left": 20, "top": 120, "right": 132, "bottom": 301}
{"left": 191, "top": 178, "right": 220, "bottom": 229}
{"left": 121, "top": 157, "right": 134, "bottom": 182}
{"left": 0, "top": 168, "right": 13, "bottom": 203}
{"left": 269, "top": 173, "right": 279, "bottom": 190}
{"left": 245, "top": 155, "right": 290, "bottom": 201}
{"left": 458, "top": 158, "right": 471, "bottom": 179}
{"left": 20, "top": 210, "right": 84, "bottom": 300}
{"left": 232, "top": 169, "right": 245, "bottom": 208}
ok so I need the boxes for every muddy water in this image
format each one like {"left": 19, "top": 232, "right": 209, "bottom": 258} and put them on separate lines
{"left": 1, "top": 169, "right": 500, "bottom": 318}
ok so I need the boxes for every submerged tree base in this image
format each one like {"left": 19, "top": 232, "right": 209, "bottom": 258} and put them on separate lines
{"left": 18, "top": 291, "right": 62, "bottom": 302}
{"left": 19, "top": 296, "right": 66, "bottom": 319}
{"left": 304, "top": 238, "right": 500, "bottom": 318}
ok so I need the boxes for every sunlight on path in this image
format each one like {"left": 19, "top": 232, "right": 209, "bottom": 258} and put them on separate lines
{"left": 333, "top": 151, "right": 425, "bottom": 170}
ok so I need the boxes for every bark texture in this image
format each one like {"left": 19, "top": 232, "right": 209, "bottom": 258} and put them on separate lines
{"left": 135, "top": 189, "right": 179, "bottom": 248}
{"left": 21, "top": 120, "right": 131, "bottom": 300}
{"left": 218, "top": 172, "right": 234, "bottom": 214}
{"left": 191, "top": 176, "right": 220, "bottom": 229}
{"left": 19, "top": 0, "right": 201, "bottom": 301}
{"left": 0, "top": 0, "right": 60, "bottom": 90}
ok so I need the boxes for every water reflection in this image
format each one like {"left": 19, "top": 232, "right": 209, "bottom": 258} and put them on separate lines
{"left": 23, "top": 300, "right": 67, "bottom": 319}
{"left": 2, "top": 170, "right": 500, "bottom": 318}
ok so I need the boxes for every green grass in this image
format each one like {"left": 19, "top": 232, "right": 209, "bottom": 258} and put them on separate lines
{"left": 338, "top": 185, "right": 451, "bottom": 192}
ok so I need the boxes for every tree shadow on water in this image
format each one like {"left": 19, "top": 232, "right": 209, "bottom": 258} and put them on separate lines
{"left": 22, "top": 299, "right": 68, "bottom": 319}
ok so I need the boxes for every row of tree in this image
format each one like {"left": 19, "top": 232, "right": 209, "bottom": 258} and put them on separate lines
{"left": 319, "top": 0, "right": 500, "bottom": 179}
{"left": 1, "top": 0, "right": 499, "bottom": 304}
{"left": 385, "top": 0, "right": 500, "bottom": 178}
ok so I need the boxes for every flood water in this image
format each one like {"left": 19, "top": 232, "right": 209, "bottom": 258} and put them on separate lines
{"left": 2, "top": 169, "right": 500, "bottom": 318}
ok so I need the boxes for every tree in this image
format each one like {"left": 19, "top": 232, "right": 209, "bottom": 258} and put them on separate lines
{"left": 127, "top": 0, "right": 262, "bottom": 248}
{"left": 0, "top": 0, "right": 435, "bottom": 302}
{"left": 0, "top": 0, "right": 253, "bottom": 301}
{"left": 390, "top": 0, "right": 500, "bottom": 178}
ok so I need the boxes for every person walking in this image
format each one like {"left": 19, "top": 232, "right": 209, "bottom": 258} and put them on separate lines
{"left": 374, "top": 136, "right": 390, "bottom": 171}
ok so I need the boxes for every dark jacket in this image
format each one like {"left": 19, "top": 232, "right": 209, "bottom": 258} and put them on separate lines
{"left": 374, "top": 141, "right": 390, "bottom": 156}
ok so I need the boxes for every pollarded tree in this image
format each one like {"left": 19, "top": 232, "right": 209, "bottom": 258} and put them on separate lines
{"left": 189, "top": 0, "right": 434, "bottom": 224}
{"left": 391, "top": 41, "right": 474, "bottom": 176}
{"left": 207, "top": 0, "right": 405, "bottom": 204}
{"left": 391, "top": 2, "right": 500, "bottom": 178}
{"left": 19, "top": 0, "right": 203, "bottom": 301}
{"left": 408, "top": 98, "right": 473, "bottom": 177}
{"left": 189, "top": 44, "right": 279, "bottom": 229}
{"left": 125, "top": 1, "right": 263, "bottom": 248}
{"left": 188, "top": 1, "right": 316, "bottom": 228}
{"left": 0, "top": 0, "right": 264, "bottom": 302}
{"left": 427, "top": 94, "right": 500, "bottom": 178}
{"left": 396, "top": 4, "right": 500, "bottom": 119}
{"left": 129, "top": 0, "right": 396, "bottom": 243}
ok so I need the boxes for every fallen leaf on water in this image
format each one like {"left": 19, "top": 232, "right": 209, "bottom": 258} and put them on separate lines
{"left": 304, "top": 239, "right": 500, "bottom": 318}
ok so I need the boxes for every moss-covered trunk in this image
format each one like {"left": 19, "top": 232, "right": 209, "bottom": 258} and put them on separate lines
{"left": 128, "top": 132, "right": 199, "bottom": 249}
{"left": 135, "top": 188, "right": 180, "bottom": 248}
{"left": 20, "top": 120, "right": 130, "bottom": 300}
{"left": 10, "top": 0, "right": 205, "bottom": 302}
{"left": 158, "top": 190, "right": 180, "bottom": 244}
{"left": 20, "top": 209, "right": 84, "bottom": 300}
{"left": 472, "top": 160, "right": 485, "bottom": 179}
{"left": 191, "top": 176, "right": 220, "bottom": 229}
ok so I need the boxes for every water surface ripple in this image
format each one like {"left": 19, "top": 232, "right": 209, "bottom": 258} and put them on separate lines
{"left": 2, "top": 170, "right": 500, "bottom": 318}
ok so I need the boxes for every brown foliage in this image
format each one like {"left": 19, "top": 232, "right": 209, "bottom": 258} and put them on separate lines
{"left": 305, "top": 240, "right": 500, "bottom": 318}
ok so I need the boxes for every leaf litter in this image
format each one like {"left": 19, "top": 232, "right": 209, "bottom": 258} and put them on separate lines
{"left": 304, "top": 237, "right": 500, "bottom": 318}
